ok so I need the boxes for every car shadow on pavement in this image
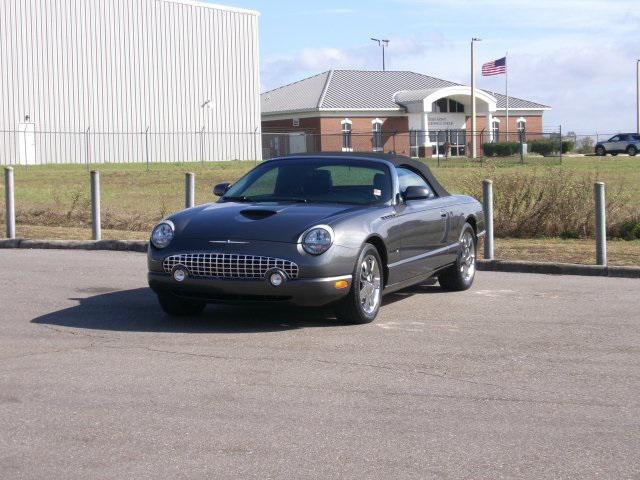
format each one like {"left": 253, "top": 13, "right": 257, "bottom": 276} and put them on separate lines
{"left": 382, "top": 284, "right": 444, "bottom": 306}
{"left": 31, "top": 287, "right": 343, "bottom": 334}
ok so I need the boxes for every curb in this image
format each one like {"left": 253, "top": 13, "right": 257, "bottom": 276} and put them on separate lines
{"left": 1, "top": 239, "right": 639, "bottom": 279}
{"left": 477, "top": 259, "right": 640, "bottom": 279}
{"left": 0, "top": 238, "right": 148, "bottom": 253}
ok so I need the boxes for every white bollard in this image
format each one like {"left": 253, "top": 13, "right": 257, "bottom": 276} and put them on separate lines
{"left": 185, "top": 172, "right": 195, "bottom": 208}
{"left": 90, "top": 170, "right": 101, "bottom": 241}
{"left": 595, "top": 182, "right": 607, "bottom": 266}
{"left": 482, "top": 179, "right": 494, "bottom": 260}
{"left": 5, "top": 167, "right": 15, "bottom": 239}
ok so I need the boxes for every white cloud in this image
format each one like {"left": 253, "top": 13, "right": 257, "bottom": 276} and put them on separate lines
{"left": 260, "top": 0, "right": 640, "bottom": 132}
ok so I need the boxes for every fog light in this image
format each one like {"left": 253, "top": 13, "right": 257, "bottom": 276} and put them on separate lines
{"left": 173, "top": 268, "right": 187, "bottom": 282}
{"left": 334, "top": 280, "right": 349, "bottom": 290}
{"left": 269, "top": 272, "right": 284, "bottom": 287}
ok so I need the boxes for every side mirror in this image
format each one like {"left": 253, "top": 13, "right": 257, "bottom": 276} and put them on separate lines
{"left": 403, "top": 185, "right": 432, "bottom": 201}
{"left": 213, "top": 182, "right": 231, "bottom": 197}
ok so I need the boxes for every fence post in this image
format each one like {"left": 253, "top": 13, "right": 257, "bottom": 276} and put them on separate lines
{"left": 595, "top": 182, "right": 607, "bottom": 266}
{"left": 559, "top": 125, "right": 563, "bottom": 164}
{"left": 482, "top": 179, "right": 494, "bottom": 260}
{"left": 144, "top": 127, "right": 150, "bottom": 171}
{"left": 200, "top": 126, "right": 205, "bottom": 164}
{"left": 4, "top": 167, "right": 15, "bottom": 239}
{"left": 185, "top": 172, "right": 195, "bottom": 208}
{"left": 85, "top": 127, "right": 91, "bottom": 171}
{"left": 90, "top": 170, "right": 101, "bottom": 241}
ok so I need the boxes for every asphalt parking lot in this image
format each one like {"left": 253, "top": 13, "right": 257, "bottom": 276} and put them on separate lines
{"left": 1, "top": 249, "right": 639, "bottom": 479}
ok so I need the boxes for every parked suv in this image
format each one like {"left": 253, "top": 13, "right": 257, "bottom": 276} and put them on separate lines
{"left": 595, "top": 133, "right": 640, "bottom": 156}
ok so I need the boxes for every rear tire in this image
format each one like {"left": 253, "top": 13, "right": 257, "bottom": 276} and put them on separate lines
{"left": 438, "top": 223, "right": 476, "bottom": 292}
{"left": 334, "top": 244, "right": 382, "bottom": 324}
{"left": 595, "top": 146, "right": 606, "bottom": 156}
{"left": 611, "top": 152, "right": 618, "bottom": 156}
{"left": 157, "top": 293, "right": 206, "bottom": 316}
{"left": 627, "top": 145, "right": 638, "bottom": 157}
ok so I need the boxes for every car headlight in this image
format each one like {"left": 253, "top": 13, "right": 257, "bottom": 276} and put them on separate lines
{"left": 301, "top": 226, "right": 334, "bottom": 255}
{"left": 151, "top": 220, "right": 175, "bottom": 249}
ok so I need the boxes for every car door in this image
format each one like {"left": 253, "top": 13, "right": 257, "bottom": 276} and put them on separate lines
{"left": 605, "top": 135, "right": 622, "bottom": 152}
{"left": 393, "top": 167, "right": 450, "bottom": 279}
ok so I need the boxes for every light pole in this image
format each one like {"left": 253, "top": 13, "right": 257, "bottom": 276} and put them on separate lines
{"left": 636, "top": 59, "right": 639, "bottom": 135}
{"left": 471, "top": 38, "right": 482, "bottom": 159}
{"left": 371, "top": 38, "right": 389, "bottom": 71}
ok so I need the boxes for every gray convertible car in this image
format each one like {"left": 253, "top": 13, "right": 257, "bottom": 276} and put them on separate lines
{"left": 147, "top": 153, "right": 484, "bottom": 324}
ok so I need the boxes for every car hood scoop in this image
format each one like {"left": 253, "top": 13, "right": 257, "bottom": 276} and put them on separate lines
{"left": 240, "top": 208, "right": 279, "bottom": 220}
{"left": 177, "top": 202, "right": 362, "bottom": 242}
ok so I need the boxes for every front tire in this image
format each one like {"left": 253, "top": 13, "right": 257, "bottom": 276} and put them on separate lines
{"left": 334, "top": 244, "right": 383, "bottom": 324}
{"left": 157, "top": 293, "right": 206, "bottom": 316}
{"left": 595, "top": 146, "right": 606, "bottom": 156}
{"left": 438, "top": 224, "right": 477, "bottom": 291}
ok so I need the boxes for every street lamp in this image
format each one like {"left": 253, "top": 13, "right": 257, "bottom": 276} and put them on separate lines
{"left": 371, "top": 38, "right": 390, "bottom": 71}
{"left": 636, "top": 59, "right": 639, "bottom": 135}
{"left": 471, "top": 38, "right": 482, "bottom": 159}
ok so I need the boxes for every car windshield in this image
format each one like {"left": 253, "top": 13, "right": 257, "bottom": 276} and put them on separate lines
{"left": 222, "top": 158, "right": 393, "bottom": 205}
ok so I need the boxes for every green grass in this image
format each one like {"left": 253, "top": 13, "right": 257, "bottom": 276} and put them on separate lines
{"left": 0, "top": 156, "right": 638, "bottom": 253}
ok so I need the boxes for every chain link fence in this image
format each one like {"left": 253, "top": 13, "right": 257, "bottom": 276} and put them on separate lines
{"left": 2, "top": 126, "right": 620, "bottom": 168}
{"left": 262, "top": 128, "right": 565, "bottom": 167}
{"left": 0, "top": 129, "right": 262, "bottom": 167}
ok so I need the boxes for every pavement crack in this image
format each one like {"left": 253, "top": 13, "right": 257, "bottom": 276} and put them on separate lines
{"left": 100, "top": 344, "right": 539, "bottom": 395}
{"left": 39, "top": 325, "right": 114, "bottom": 340}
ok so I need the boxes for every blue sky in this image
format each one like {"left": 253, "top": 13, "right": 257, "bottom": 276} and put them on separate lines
{"left": 218, "top": 0, "right": 639, "bottom": 133}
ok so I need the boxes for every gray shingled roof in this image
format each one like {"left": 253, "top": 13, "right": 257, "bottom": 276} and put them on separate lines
{"left": 261, "top": 70, "right": 549, "bottom": 114}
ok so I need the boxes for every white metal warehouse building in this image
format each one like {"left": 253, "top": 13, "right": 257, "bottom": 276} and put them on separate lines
{"left": 0, "top": 0, "right": 262, "bottom": 165}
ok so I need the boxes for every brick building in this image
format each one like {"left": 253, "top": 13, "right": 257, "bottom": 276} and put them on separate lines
{"left": 261, "top": 70, "right": 549, "bottom": 158}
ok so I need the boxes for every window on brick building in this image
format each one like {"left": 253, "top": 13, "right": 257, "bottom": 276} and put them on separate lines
{"left": 341, "top": 119, "right": 353, "bottom": 151}
{"left": 431, "top": 98, "right": 465, "bottom": 113}
{"left": 372, "top": 119, "right": 383, "bottom": 152}
{"left": 491, "top": 118, "right": 500, "bottom": 142}
{"left": 517, "top": 117, "right": 526, "bottom": 142}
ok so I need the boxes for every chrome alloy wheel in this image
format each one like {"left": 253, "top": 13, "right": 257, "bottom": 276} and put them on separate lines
{"left": 459, "top": 230, "right": 476, "bottom": 282}
{"left": 359, "top": 254, "right": 381, "bottom": 315}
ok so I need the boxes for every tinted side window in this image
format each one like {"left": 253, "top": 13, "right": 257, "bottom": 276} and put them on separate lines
{"left": 609, "top": 136, "right": 620, "bottom": 142}
{"left": 396, "top": 167, "right": 433, "bottom": 196}
{"left": 618, "top": 134, "right": 629, "bottom": 141}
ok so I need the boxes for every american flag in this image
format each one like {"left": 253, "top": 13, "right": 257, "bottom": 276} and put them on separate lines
{"left": 482, "top": 57, "right": 507, "bottom": 76}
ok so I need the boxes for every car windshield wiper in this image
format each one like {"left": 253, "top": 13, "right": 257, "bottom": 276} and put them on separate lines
{"left": 268, "top": 197, "right": 309, "bottom": 203}
{"left": 221, "top": 195, "right": 251, "bottom": 202}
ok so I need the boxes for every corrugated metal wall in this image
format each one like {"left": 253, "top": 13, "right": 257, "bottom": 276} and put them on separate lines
{"left": 0, "top": 0, "right": 262, "bottom": 164}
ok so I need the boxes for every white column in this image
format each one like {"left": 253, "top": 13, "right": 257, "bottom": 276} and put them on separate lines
{"left": 486, "top": 112, "right": 493, "bottom": 142}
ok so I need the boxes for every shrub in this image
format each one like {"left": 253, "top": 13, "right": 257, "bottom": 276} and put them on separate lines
{"left": 619, "top": 220, "right": 640, "bottom": 240}
{"left": 450, "top": 167, "right": 636, "bottom": 239}
{"left": 576, "top": 137, "right": 594, "bottom": 154}
{"left": 483, "top": 142, "right": 519, "bottom": 157}
{"left": 528, "top": 139, "right": 575, "bottom": 156}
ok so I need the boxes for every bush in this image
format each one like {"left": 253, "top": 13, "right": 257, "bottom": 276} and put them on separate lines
{"left": 483, "top": 142, "right": 520, "bottom": 157}
{"left": 576, "top": 136, "right": 594, "bottom": 154}
{"left": 451, "top": 167, "right": 636, "bottom": 239}
{"left": 528, "top": 139, "right": 575, "bottom": 156}
{"left": 619, "top": 221, "right": 640, "bottom": 240}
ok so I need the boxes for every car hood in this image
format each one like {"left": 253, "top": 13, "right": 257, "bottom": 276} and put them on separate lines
{"left": 174, "top": 201, "right": 362, "bottom": 243}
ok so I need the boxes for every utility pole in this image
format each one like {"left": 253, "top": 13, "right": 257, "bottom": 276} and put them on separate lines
{"left": 471, "top": 38, "right": 482, "bottom": 159}
{"left": 371, "top": 38, "right": 389, "bottom": 71}
{"left": 637, "top": 59, "right": 640, "bottom": 135}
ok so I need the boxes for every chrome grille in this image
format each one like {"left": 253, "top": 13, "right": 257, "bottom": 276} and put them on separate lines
{"left": 163, "top": 253, "right": 299, "bottom": 280}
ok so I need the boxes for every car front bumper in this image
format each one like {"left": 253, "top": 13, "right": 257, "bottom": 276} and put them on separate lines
{"left": 148, "top": 272, "right": 353, "bottom": 307}
{"left": 147, "top": 239, "right": 357, "bottom": 307}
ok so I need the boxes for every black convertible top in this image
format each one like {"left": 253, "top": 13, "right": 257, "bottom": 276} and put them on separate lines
{"left": 277, "top": 152, "right": 451, "bottom": 198}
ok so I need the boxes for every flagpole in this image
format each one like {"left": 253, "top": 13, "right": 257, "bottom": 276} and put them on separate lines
{"left": 471, "top": 38, "right": 481, "bottom": 159}
{"left": 505, "top": 52, "right": 509, "bottom": 141}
